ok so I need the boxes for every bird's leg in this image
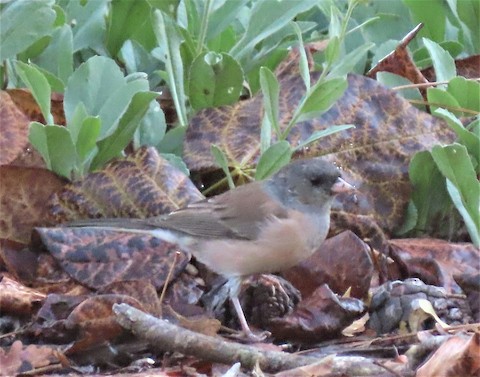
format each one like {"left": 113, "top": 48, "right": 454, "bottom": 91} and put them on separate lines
{"left": 226, "top": 277, "right": 270, "bottom": 342}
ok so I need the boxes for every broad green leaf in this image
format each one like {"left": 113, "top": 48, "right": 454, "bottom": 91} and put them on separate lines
{"left": 76, "top": 116, "right": 101, "bottom": 166}
{"left": 135, "top": 100, "right": 166, "bottom": 148}
{"left": 255, "top": 141, "right": 292, "bottom": 180}
{"left": 211, "top": 145, "right": 235, "bottom": 189}
{"left": 68, "top": 102, "right": 89, "bottom": 143}
{"left": 259, "top": 67, "right": 280, "bottom": 139}
{"left": 106, "top": 0, "right": 156, "bottom": 56}
{"left": 60, "top": 0, "right": 108, "bottom": 53}
{"left": 422, "top": 38, "right": 456, "bottom": 85}
{"left": 431, "top": 144, "right": 480, "bottom": 246}
{"left": 408, "top": 151, "right": 454, "bottom": 236}
{"left": 28, "top": 63, "right": 65, "bottom": 93}
{"left": 0, "top": 1, "right": 56, "bottom": 61}
{"left": 206, "top": 0, "right": 248, "bottom": 40}
{"left": 15, "top": 62, "right": 53, "bottom": 124}
{"left": 229, "top": 0, "right": 316, "bottom": 61}
{"left": 403, "top": 0, "right": 446, "bottom": 42}
{"left": 119, "top": 40, "right": 160, "bottom": 77}
{"left": 64, "top": 56, "right": 150, "bottom": 137}
{"left": 433, "top": 109, "right": 480, "bottom": 159}
{"left": 29, "top": 122, "right": 76, "bottom": 179}
{"left": 189, "top": 52, "right": 243, "bottom": 110}
{"left": 446, "top": 179, "right": 480, "bottom": 247}
{"left": 33, "top": 24, "right": 73, "bottom": 86}
{"left": 147, "top": 0, "right": 180, "bottom": 16}
{"left": 324, "top": 36, "right": 340, "bottom": 67}
{"left": 427, "top": 88, "right": 461, "bottom": 116}
{"left": 152, "top": 10, "right": 188, "bottom": 126}
{"left": 91, "top": 91, "right": 158, "bottom": 170}
{"left": 295, "top": 78, "right": 348, "bottom": 124}
{"left": 295, "top": 125, "right": 355, "bottom": 151}
{"left": 447, "top": 77, "right": 480, "bottom": 114}
{"left": 207, "top": 25, "right": 237, "bottom": 53}
{"left": 157, "top": 126, "right": 186, "bottom": 156}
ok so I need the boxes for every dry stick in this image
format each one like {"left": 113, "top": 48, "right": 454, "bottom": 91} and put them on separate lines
{"left": 113, "top": 303, "right": 399, "bottom": 375}
{"left": 113, "top": 303, "right": 317, "bottom": 372}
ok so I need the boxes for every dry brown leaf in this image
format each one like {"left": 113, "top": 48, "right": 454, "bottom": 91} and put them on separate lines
{"left": 416, "top": 333, "right": 480, "bottom": 377}
{"left": 0, "top": 166, "right": 65, "bottom": 243}
{"left": 0, "top": 275, "right": 46, "bottom": 316}
{"left": 49, "top": 147, "right": 204, "bottom": 222}
{"left": 0, "top": 91, "right": 30, "bottom": 165}
{"left": 34, "top": 227, "right": 190, "bottom": 290}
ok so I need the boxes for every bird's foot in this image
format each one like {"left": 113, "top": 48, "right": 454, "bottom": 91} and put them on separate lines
{"left": 229, "top": 329, "right": 271, "bottom": 343}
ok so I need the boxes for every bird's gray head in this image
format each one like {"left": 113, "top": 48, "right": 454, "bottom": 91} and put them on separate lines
{"left": 267, "top": 158, "right": 343, "bottom": 209}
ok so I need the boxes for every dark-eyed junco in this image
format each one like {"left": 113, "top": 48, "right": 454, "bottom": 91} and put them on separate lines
{"left": 69, "top": 158, "right": 354, "bottom": 340}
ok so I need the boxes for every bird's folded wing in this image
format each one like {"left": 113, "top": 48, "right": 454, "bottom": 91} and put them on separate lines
{"left": 155, "top": 182, "right": 289, "bottom": 240}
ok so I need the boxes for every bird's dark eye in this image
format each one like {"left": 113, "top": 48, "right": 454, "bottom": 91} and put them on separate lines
{"left": 310, "top": 177, "right": 323, "bottom": 186}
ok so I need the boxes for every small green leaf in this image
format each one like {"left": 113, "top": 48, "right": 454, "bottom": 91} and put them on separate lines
{"left": 295, "top": 78, "right": 348, "bottom": 123}
{"left": 431, "top": 144, "right": 480, "bottom": 247}
{"left": 447, "top": 77, "right": 480, "bottom": 114}
{"left": 255, "top": 141, "right": 292, "bottom": 180}
{"left": 433, "top": 109, "right": 480, "bottom": 158}
{"left": 0, "top": 1, "right": 56, "bottom": 61}
{"left": 152, "top": 10, "right": 188, "bottom": 127}
{"left": 156, "top": 126, "right": 186, "bottom": 156}
{"left": 76, "top": 116, "right": 101, "bottom": 164}
{"left": 325, "top": 36, "right": 340, "bottom": 66}
{"left": 403, "top": 0, "right": 446, "bottom": 42}
{"left": 211, "top": 145, "right": 235, "bottom": 189}
{"left": 259, "top": 67, "right": 280, "bottom": 140}
{"left": 328, "top": 42, "right": 374, "bottom": 79}
{"left": 427, "top": 88, "right": 461, "bottom": 116}
{"left": 422, "top": 38, "right": 456, "bottom": 85}
{"left": 15, "top": 61, "right": 53, "bottom": 124}
{"left": 28, "top": 122, "right": 76, "bottom": 180}
{"left": 295, "top": 125, "right": 355, "bottom": 151}
{"left": 91, "top": 91, "right": 158, "bottom": 170}
{"left": 291, "top": 21, "right": 310, "bottom": 91}
{"left": 189, "top": 52, "right": 243, "bottom": 110}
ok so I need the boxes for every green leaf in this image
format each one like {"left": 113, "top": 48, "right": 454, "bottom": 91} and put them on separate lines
{"left": 403, "top": 0, "right": 446, "bottom": 42}
{"left": 189, "top": 52, "right": 243, "bottom": 110}
{"left": 291, "top": 21, "right": 310, "bottom": 91}
{"left": 206, "top": 0, "right": 248, "bottom": 40}
{"left": 259, "top": 67, "right": 280, "bottom": 139}
{"left": 427, "top": 88, "right": 461, "bottom": 116}
{"left": 106, "top": 0, "right": 155, "bottom": 57}
{"left": 255, "top": 141, "right": 292, "bottom": 180}
{"left": 446, "top": 179, "right": 479, "bottom": 247}
{"left": 152, "top": 10, "right": 188, "bottom": 126}
{"left": 147, "top": 0, "right": 180, "bottom": 16}
{"left": 295, "top": 78, "right": 348, "bottom": 123}
{"left": 76, "top": 116, "right": 101, "bottom": 167}
{"left": 408, "top": 151, "right": 453, "bottom": 236}
{"left": 91, "top": 91, "right": 158, "bottom": 170}
{"left": 377, "top": 72, "right": 424, "bottom": 106}
{"left": 447, "top": 77, "right": 480, "bottom": 114}
{"left": 0, "top": 1, "right": 56, "bottom": 61}
{"left": 64, "top": 56, "right": 150, "bottom": 137}
{"left": 28, "top": 122, "right": 76, "bottom": 180}
{"left": 60, "top": 0, "right": 108, "bottom": 53}
{"left": 156, "top": 126, "right": 186, "bottom": 156}
{"left": 328, "top": 42, "right": 374, "bottom": 79}
{"left": 119, "top": 40, "right": 160, "bottom": 78}
{"left": 135, "top": 100, "right": 167, "bottom": 148}
{"left": 161, "top": 153, "right": 190, "bottom": 177}
{"left": 294, "top": 125, "right": 355, "bottom": 151}
{"left": 229, "top": 0, "right": 316, "bottom": 61}
{"left": 33, "top": 24, "right": 73, "bottom": 86}
{"left": 325, "top": 36, "right": 340, "bottom": 67}
{"left": 431, "top": 144, "right": 480, "bottom": 246}
{"left": 433, "top": 109, "right": 480, "bottom": 159}
{"left": 211, "top": 145, "right": 235, "bottom": 189}
{"left": 422, "top": 38, "right": 456, "bottom": 85}
{"left": 15, "top": 61, "right": 53, "bottom": 124}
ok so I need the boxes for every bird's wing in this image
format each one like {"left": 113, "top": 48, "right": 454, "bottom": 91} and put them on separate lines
{"left": 151, "top": 182, "right": 289, "bottom": 240}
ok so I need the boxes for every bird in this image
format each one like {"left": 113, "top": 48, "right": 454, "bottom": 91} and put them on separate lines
{"left": 68, "top": 158, "right": 354, "bottom": 341}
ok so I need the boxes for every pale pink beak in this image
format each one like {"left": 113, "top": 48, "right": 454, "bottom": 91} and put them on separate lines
{"left": 331, "top": 177, "right": 355, "bottom": 194}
